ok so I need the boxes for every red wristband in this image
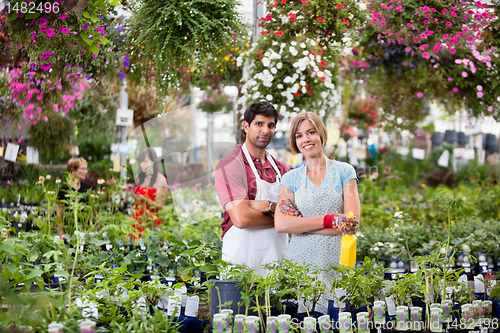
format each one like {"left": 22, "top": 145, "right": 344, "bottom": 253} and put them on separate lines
{"left": 323, "top": 214, "right": 334, "bottom": 229}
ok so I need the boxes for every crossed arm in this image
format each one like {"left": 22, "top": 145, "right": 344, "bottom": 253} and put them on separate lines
{"left": 274, "top": 179, "right": 360, "bottom": 234}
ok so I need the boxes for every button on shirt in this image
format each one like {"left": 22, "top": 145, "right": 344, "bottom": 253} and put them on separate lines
{"left": 214, "top": 145, "right": 290, "bottom": 238}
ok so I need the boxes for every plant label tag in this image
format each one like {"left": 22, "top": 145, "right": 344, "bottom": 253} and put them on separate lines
{"left": 185, "top": 295, "right": 199, "bottom": 317}
{"left": 158, "top": 293, "right": 169, "bottom": 309}
{"left": 487, "top": 279, "right": 496, "bottom": 296}
{"left": 167, "top": 293, "right": 181, "bottom": 317}
{"left": 385, "top": 296, "right": 397, "bottom": 316}
{"left": 437, "top": 150, "right": 450, "bottom": 167}
{"left": 412, "top": 148, "right": 425, "bottom": 160}
{"left": 396, "top": 146, "right": 410, "bottom": 156}
{"left": 297, "top": 299, "right": 307, "bottom": 313}
{"left": 333, "top": 288, "right": 346, "bottom": 308}
{"left": 474, "top": 275, "right": 485, "bottom": 293}
{"left": 26, "top": 146, "right": 39, "bottom": 164}
{"left": 105, "top": 244, "right": 113, "bottom": 251}
{"left": 4, "top": 143, "right": 20, "bottom": 162}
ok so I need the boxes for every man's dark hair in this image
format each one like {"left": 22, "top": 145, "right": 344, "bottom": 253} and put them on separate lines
{"left": 243, "top": 101, "right": 279, "bottom": 125}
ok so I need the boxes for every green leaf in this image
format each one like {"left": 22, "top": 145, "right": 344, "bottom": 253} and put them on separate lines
{"left": 83, "top": 12, "right": 91, "bottom": 18}
{"left": 90, "top": 16, "right": 99, "bottom": 23}
{"left": 96, "top": 0, "right": 107, "bottom": 10}
{"left": 89, "top": 44, "right": 100, "bottom": 55}
{"left": 9, "top": 14, "right": 18, "bottom": 21}
{"left": 6, "top": 263, "right": 17, "bottom": 275}
{"left": 80, "top": 33, "right": 92, "bottom": 46}
{"left": 25, "top": 269, "right": 43, "bottom": 280}
{"left": 25, "top": 12, "right": 40, "bottom": 20}
{"left": 108, "top": 0, "right": 121, "bottom": 6}
{"left": 0, "top": 244, "right": 16, "bottom": 255}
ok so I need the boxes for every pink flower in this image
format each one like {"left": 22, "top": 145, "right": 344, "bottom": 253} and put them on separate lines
{"left": 422, "top": 52, "right": 430, "bottom": 58}
{"left": 450, "top": 48, "right": 455, "bottom": 54}
{"left": 373, "top": 18, "right": 379, "bottom": 22}
{"left": 60, "top": 27, "right": 70, "bottom": 34}
{"left": 39, "top": 17, "right": 47, "bottom": 26}
{"left": 417, "top": 92, "right": 423, "bottom": 98}
{"left": 396, "top": 6, "right": 402, "bottom": 12}
{"left": 477, "top": 85, "right": 482, "bottom": 91}
{"left": 477, "top": 92, "right": 483, "bottom": 98}
{"left": 453, "top": 87, "right": 458, "bottom": 92}
{"left": 381, "top": 3, "right": 387, "bottom": 8}
{"left": 443, "top": 34, "right": 449, "bottom": 39}
{"left": 442, "top": 9, "right": 448, "bottom": 13}
{"left": 425, "top": 14, "right": 431, "bottom": 18}
{"left": 424, "top": 20, "right": 429, "bottom": 24}
{"left": 445, "top": 21, "right": 452, "bottom": 26}
{"left": 488, "top": 106, "right": 493, "bottom": 112}
{"left": 380, "top": 21, "right": 386, "bottom": 26}
{"left": 60, "top": 13, "right": 67, "bottom": 20}
{"left": 44, "top": 116, "right": 48, "bottom": 122}
{"left": 433, "top": 48, "right": 439, "bottom": 53}
{"left": 407, "top": 23, "right": 412, "bottom": 27}
{"left": 426, "top": 30, "right": 434, "bottom": 35}
{"left": 448, "top": 78, "right": 453, "bottom": 81}
{"left": 463, "top": 27, "right": 468, "bottom": 32}
{"left": 40, "top": 26, "right": 47, "bottom": 33}
{"left": 46, "top": 28, "right": 55, "bottom": 37}
{"left": 462, "top": 71, "right": 468, "bottom": 77}
{"left": 420, "top": 33, "right": 427, "bottom": 38}
{"left": 41, "top": 63, "right": 51, "bottom": 70}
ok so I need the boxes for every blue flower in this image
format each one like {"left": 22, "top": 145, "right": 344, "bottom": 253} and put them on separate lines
{"left": 118, "top": 73, "right": 126, "bottom": 79}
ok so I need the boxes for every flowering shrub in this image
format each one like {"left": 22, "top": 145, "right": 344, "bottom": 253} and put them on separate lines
{"left": 348, "top": 97, "right": 380, "bottom": 128}
{"left": 355, "top": 0, "right": 500, "bottom": 127}
{"left": 0, "top": 0, "right": 122, "bottom": 127}
{"left": 240, "top": 0, "right": 367, "bottom": 119}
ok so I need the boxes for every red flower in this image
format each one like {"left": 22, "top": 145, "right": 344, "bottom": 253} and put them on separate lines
{"left": 281, "top": 0, "right": 286, "bottom": 3}
{"left": 317, "top": 17, "right": 325, "bottom": 22}
{"left": 289, "top": 12, "right": 297, "bottom": 21}
{"left": 320, "top": 61, "right": 327, "bottom": 66}
{"left": 308, "top": 90, "right": 312, "bottom": 96}
{"left": 294, "top": 92, "right": 300, "bottom": 96}
{"left": 343, "top": 18, "right": 350, "bottom": 25}
{"left": 275, "top": 31, "right": 284, "bottom": 36}
{"left": 257, "top": 50, "right": 264, "bottom": 54}
{"left": 259, "top": 30, "right": 268, "bottom": 35}
{"left": 270, "top": 2, "right": 278, "bottom": 6}
{"left": 336, "top": 4, "right": 345, "bottom": 8}
{"left": 300, "top": 0, "right": 309, "bottom": 3}
{"left": 311, "top": 52, "right": 316, "bottom": 56}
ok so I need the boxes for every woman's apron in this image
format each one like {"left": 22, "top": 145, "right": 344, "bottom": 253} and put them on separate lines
{"left": 286, "top": 159, "right": 343, "bottom": 313}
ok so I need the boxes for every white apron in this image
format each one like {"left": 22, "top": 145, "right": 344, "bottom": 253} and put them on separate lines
{"left": 221, "top": 143, "right": 288, "bottom": 276}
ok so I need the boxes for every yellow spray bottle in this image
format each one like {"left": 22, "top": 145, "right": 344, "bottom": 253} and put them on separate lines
{"left": 339, "top": 212, "right": 357, "bottom": 267}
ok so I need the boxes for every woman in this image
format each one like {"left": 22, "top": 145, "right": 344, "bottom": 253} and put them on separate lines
{"left": 56, "top": 157, "right": 92, "bottom": 237}
{"left": 275, "top": 112, "right": 360, "bottom": 314}
{"left": 132, "top": 148, "right": 168, "bottom": 238}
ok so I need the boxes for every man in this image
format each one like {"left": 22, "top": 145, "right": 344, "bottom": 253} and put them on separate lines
{"left": 214, "top": 101, "right": 290, "bottom": 276}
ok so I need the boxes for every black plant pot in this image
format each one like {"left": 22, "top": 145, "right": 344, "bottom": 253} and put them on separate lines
{"left": 444, "top": 130, "right": 458, "bottom": 143}
{"left": 209, "top": 280, "right": 260, "bottom": 323}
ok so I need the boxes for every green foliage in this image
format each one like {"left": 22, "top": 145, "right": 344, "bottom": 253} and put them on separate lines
{"left": 131, "top": 0, "right": 242, "bottom": 89}
{"left": 197, "top": 88, "right": 233, "bottom": 114}
{"left": 27, "top": 113, "right": 73, "bottom": 163}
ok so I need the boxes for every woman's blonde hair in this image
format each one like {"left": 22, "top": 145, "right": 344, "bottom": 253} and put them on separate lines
{"left": 289, "top": 112, "right": 328, "bottom": 155}
{"left": 67, "top": 157, "right": 87, "bottom": 172}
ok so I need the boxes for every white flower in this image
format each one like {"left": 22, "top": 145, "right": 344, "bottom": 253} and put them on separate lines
{"left": 394, "top": 223, "right": 399, "bottom": 228}
{"left": 262, "top": 57, "right": 271, "bottom": 67}
{"left": 440, "top": 247, "right": 447, "bottom": 255}
{"left": 55, "top": 179, "right": 61, "bottom": 184}
{"left": 266, "top": 94, "right": 273, "bottom": 101}
{"left": 271, "top": 67, "right": 277, "bottom": 74}
{"left": 372, "top": 247, "right": 380, "bottom": 252}
{"left": 277, "top": 84, "right": 283, "bottom": 89}
{"left": 375, "top": 242, "right": 384, "bottom": 247}
{"left": 97, "top": 178, "right": 105, "bottom": 185}
{"left": 461, "top": 244, "right": 471, "bottom": 253}
{"left": 289, "top": 46, "right": 298, "bottom": 56}
{"left": 300, "top": 42, "right": 306, "bottom": 49}
{"left": 290, "top": 41, "right": 297, "bottom": 46}
{"left": 394, "top": 211, "right": 404, "bottom": 218}
{"left": 276, "top": 62, "right": 283, "bottom": 69}
{"left": 302, "top": 50, "right": 309, "bottom": 56}
{"left": 47, "top": 190, "right": 55, "bottom": 194}
{"left": 280, "top": 105, "right": 287, "bottom": 113}
{"left": 46, "top": 175, "right": 51, "bottom": 180}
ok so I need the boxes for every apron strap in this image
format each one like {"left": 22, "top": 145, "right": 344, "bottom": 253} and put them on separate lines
{"left": 241, "top": 143, "right": 281, "bottom": 182}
